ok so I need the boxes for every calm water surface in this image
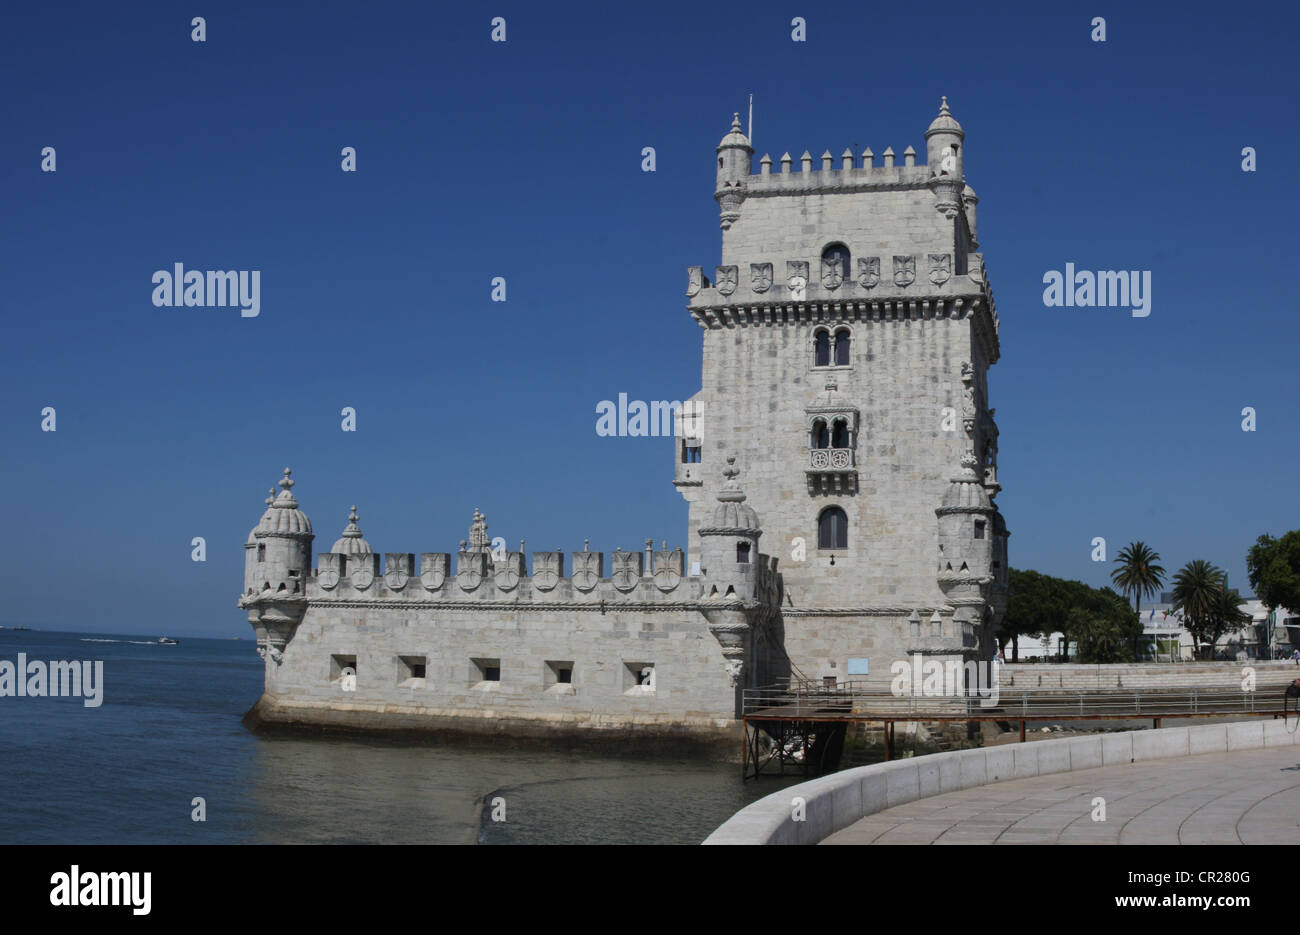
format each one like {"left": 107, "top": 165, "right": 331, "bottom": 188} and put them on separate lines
{"left": 0, "top": 630, "right": 795, "bottom": 844}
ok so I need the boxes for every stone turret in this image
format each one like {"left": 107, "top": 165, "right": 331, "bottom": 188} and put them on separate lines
{"left": 698, "top": 457, "right": 762, "bottom": 600}
{"left": 926, "top": 96, "right": 965, "bottom": 219}
{"left": 935, "top": 451, "right": 995, "bottom": 653}
{"left": 926, "top": 96, "right": 964, "bottom": 179}
{"left": 246, "top": 468, "right": 313, "bottom": 594}
{"left": 330, "top": 505, "right": 372, "bottom": 555}
{"left": 241, "top": 467, "right": 314, "bottom": 666}
{"left": 715, "top": 113, "right": 753, "bottom": 230}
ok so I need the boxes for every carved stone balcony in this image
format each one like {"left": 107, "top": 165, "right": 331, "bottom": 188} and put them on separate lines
{"left": 806, "top": 448, "right": 858, "bottom": 495}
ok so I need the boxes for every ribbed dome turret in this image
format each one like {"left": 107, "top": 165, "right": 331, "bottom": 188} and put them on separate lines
{"left": 925, "top": 96, "right": 964, "bottom": 138}
{"left": 255, "top": 468, "right": 313, "bottom": 537}
{"left": 331, "top": 505, "right": 372, "bottom": 555}
{"left": 718, "top": 112, "right": 751, "bottom": 149}
{"left": 247, "top": 489, "right": 276, "bottom": 544}
{"left": 939, "top": 452, "right": 992, "bottom": 512}
{"left": 700, "top": 457, "right": 761, "bottom": 536}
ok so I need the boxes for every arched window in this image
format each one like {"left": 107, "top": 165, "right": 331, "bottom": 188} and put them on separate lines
{"left": 257, "top": 544, "right": 265, "bottom": 562}
{"left": 814, "top": 329, "right": 831, "bottom": 367}
{"left": 736, "top": 542, "right": 751, "bottom": 564}
{"left": 812, "top": 419, "right": 829, "bottom": 449}
{"left": 833, "top": 328, "right": 851, "bottom": 366}
{"left": 821, "top": 243, "right": 851, "bottom": 282}
{"left": 831, "top": 419, "right": 848, "bottom": 448}
{"left": 818, "top": 507, "right": 848, "bottom": 550}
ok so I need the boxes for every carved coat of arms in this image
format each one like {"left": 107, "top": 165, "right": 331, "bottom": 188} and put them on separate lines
{"left": 686, "top": 266, "right": 703, "bottom": 297}
{"left": 858, "top": 256, "right": 880, "bottom": 289}
{"left": 350, "top": 555, "right": 374, "bottom": 591}
{"left": 611, "top": 550, "right": 641, "bottom": 592}
{"left": 384, "top": 554, "right": 410, "bottom": 591}
{"left": 715, "top": 265, "right": 738, "bottom": 296}
{"left": 572, "top": 550, "right": 601, "bottom": 592}
{"left": 457, "top": 554, "right": 484, "bottom": 591}
{"left": 928, "top": 254, "right": 951, "bottom": 286}
{"left": 787, "top": 260, "right": 808, "bottom": 299}
{"left": 532, "top": 551, "right": 561, "bottom": 591}
{"left": 821, "top": 256, "right": 844, "bottom": 290}
{"left": 653, "top": 548, "right": 683, "bottom": 592}
{"left": 420, "top": 553, "right": 448, "bottom": 591}
{"left": 893, "top": 255, "right": 916, "bottom": 287}
{"left": 750, "top": 263, "right": 772, "bottom": 293}
{"left": 495, "top": 556, "right": 521, "bottom": 592}
{"left": 318, "top": 553, "right": 340, "bottom": 590}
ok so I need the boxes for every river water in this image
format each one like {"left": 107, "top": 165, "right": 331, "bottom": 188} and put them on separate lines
{"left": 0, "top": 630, "right": 795, "bottom": 844}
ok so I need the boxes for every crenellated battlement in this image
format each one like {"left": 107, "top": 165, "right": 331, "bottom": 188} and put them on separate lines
{"left": 312, "top": 543, "right": 695, "bottom": 602}
{"left": 684, "top": 252, "right": 1000, "bottom": 363}
{"left": 746, "top": 145, "right": 933, "bottom": 193}
{"left": 240, "top": 496, "right": 783, "bottom": 610}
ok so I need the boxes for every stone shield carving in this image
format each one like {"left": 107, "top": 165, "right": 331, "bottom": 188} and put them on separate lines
{"left": 611, "top": 551, "right": 641, "bottom": 592}
{"left": 495, "top": 556, "right": 521, "bottom": 592}
{"left": 532, "top": 552, "right": 561, "bottom": 591}
{"left": 653, "top": 549, "right": 683, "bottom": 592}
{"left": 821, "top": 256, "right": 844, "bottom": 290}
{"left": 750, "top": 263, "right": 773, "bottom": 293}
{"left": 686, "top": 266, "right": 703, "bottom": 297}
{"left": 384, "top": 553, "right": 410, "bottom": 591}
{"left": 318, "top": 553, "right": 340, "bottom": 590}
{"left": 350, "top": 555, "right": 374, "bottom": 591}
{"left": 858, "top": 256, "right": 880, "bottom": 289}
{"left": 787, "top": 261, "right": 808, "bottom": 290}
{"left": 893, "top": 255, "right": 916, "bottom": 287}
{"left": 715, "top": 265, "right": 738, "bottom": 297}
{"left": 457, "top": 553, "right": 484, "bottom": 591}
{"left": 968, "top": 255, "right": 985, "bottom": 285}
{"left": 928, "top": 254, "right": 951, "bottom": 286}
{"left": 420, "top": 553, "right": 448, "bottom": 591}
{"left": 572, "top": 551, "right": 601, "bottom": 592}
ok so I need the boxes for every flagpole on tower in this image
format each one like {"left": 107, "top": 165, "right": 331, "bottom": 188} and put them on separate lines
{"left": 748, "top": 93, "right": 753, "bottom": 143}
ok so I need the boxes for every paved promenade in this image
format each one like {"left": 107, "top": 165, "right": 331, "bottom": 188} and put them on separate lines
{"left": 822, "top": 745, "right": 1300, "bottom": 845}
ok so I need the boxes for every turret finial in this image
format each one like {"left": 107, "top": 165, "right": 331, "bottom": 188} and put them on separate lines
{"left": 939, "top": 95, "right": 950, "bottom": 115}
{"left": 717, "top": 456, "right": 748, "bottom": 503}
{"left": 731, "top": 112, "right": 742, "bottom": 132}
{"left": 279, "top": 467, "right": 294, "bottom": 491}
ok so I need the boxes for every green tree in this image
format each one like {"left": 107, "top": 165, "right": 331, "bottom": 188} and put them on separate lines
{"left": 1247, "top": 531, "right": 1300, "bottom": 617}
{"left": 1065, "top": 588, "right": 1142, "bottom": 663}
{"left": 1110, "top": 541, "right": 1166, "bottom": 615}
{"left": 1205, "top": 586, "right": 1251, "bottom": 658}
{"left": 999, "top": 569, "right": 1141, "bottom": 663}
{"left": 1171, "top": 560, "right": 1226, "bottom": 660}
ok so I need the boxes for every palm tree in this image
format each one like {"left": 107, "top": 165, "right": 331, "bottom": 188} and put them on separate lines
{"left": 1110, "top": 541, "right": 1166, "bottom": 616}
{"left": 1171, "top": 560, "right": 1226, "bottom": 659}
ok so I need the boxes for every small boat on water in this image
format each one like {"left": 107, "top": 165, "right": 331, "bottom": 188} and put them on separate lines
{"left": 157, "top": 636, "right": 179, "bottom": 645}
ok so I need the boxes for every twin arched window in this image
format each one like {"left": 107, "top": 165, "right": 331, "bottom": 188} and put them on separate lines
{"left": 811, "top": 418, "right": 850, "bottom": 449}
{"left": 818, "top": 506, "right": 848, "bottom": 550}
{"left": 814, "top": 327, "right": 851, "bottom": 367}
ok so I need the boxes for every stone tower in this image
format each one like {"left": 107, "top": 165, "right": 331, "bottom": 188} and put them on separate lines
{"left": 677, "top": 99, "right": 1008, "bottom": 686}
{"left": 243, "top": 468, "right": 314, "bottom": 667}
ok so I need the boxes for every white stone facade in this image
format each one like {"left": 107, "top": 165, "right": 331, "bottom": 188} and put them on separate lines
{"left": 239, "top": 101, "right": 1008, "bottom": 749}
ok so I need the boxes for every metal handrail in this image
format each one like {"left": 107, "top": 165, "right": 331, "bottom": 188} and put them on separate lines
{"left": 742, "top": 682, "right": 1287, "bottom": 719}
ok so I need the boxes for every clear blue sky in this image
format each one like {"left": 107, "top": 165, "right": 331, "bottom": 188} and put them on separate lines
{"left": 1, "top": 0, "right": 1294, "bottom": 636}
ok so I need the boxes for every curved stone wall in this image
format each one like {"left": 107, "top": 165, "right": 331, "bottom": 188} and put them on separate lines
{"left": 703, "top": 718, "right": 1300, "bottom": 845}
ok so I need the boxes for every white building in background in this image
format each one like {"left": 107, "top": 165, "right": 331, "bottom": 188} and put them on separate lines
{"left": 999, "top": 599, "right": 1298, "bottom": 663}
